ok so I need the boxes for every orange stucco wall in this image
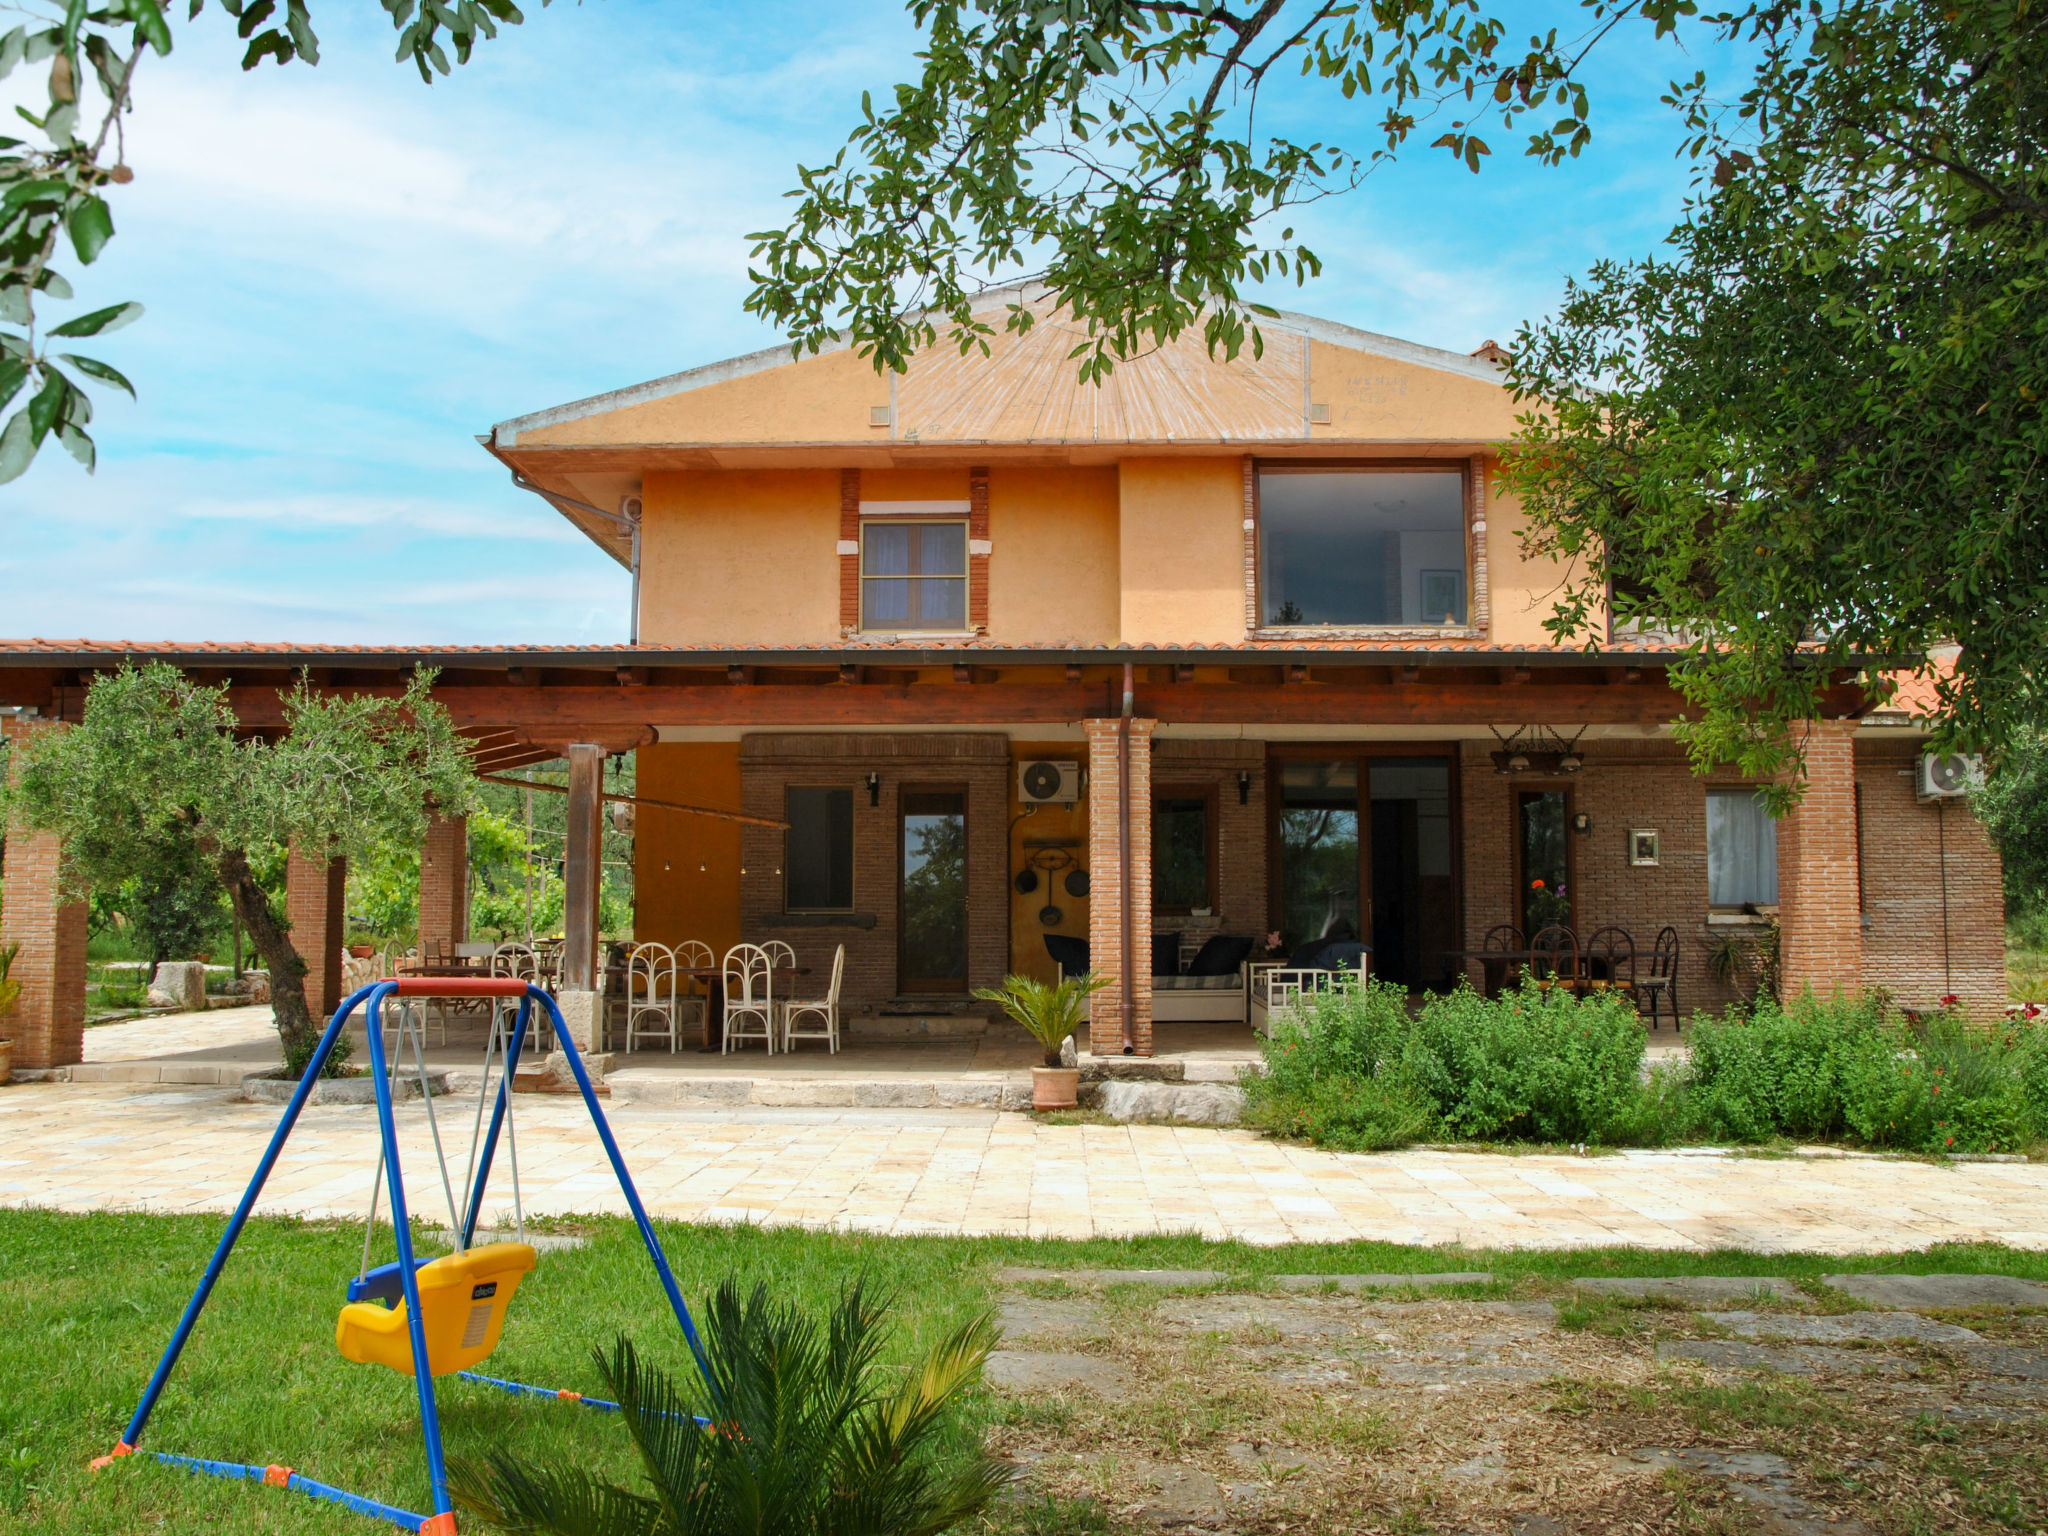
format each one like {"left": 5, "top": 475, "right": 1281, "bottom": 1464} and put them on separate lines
{"left": 1008, "top": 739, "right": 1091, "bottom": 986}
{"left": 1485, "top": 473, "right": 1604, "bottom": 646}
{"left": 988, "top": 467, "right": 1120, "bottom": 645}
{"left": 517, "top": 345, "right": 889, "bottom": 447}
{"left": 633, "top": 743, "right": 743, "bottom": 961}
{"left": 1308, "top": 339, "right": 1523, "bottom": 442}
{"left": 638, "top": 469, "right": 840, "bottom": 645}
{"left": 1117, "top": 459, "right": 1246, "bottom": 644}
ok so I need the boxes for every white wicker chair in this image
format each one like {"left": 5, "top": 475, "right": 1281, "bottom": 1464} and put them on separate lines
{"left": 674, "top": 940, "right": 714, "bottom": 1036}
{"left": 721, "top": 944, "right": 776, "bottom": 1054}
{"left": 624, "top": 942, "right": 680, "bottom": 1053}
{"left": 781, "top": 944, "right": 844, "bottom": 1054}
{"left": 764, "top": 939, "right": 797, "bottom": 972}
{"left": 490, "top": 941, "right": 547, "bottom": 1052}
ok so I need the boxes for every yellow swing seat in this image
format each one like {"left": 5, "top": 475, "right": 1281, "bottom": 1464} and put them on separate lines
{"left": 336, "top": 1242, "right": 538, "bottom": 1378}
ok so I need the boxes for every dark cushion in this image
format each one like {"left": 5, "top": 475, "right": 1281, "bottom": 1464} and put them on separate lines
{"left": 1319, "top": 940, "right": 1371, "bottom": 973}
{"left": 1152, "top": 929, "right": 1183, "bottom": 978}
{"left": 1186, "top": 934, "right": 1255, "bottom": 977}
{"left": 1043, "top": 934, "right": 1091, "bottom": 977}
{"left": 1287, "top": 937, "right": 1335, "bottom": 970}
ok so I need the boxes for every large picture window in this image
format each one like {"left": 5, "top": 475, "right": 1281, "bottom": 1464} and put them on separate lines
{"left": 1258, "top": 467, "right": 1467, "bottom": 627}
{"left": 1707, "top": 789, "right": 1778, "bottom": 908}
{"left": 861, "top": 521, "right": 967, "bottom": 632}
{"left": 785, "top": 786, "right": 854, "bottom": 912}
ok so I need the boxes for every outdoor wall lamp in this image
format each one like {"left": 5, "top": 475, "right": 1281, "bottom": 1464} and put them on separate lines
{"left": 1572, "top": 812, "right": 1592, "bottom": 835}
{"left": 1237, "top": 770, "right": 1251, "bottom": 805}
{"left": 866, "top": 771, "right": 881, "bottom": 806}
{"left": 1558, "top": 754, "right": 1584, "bottom": 774}
{"left": 1506, "top": 753, "right": 1530, "bottom": 774}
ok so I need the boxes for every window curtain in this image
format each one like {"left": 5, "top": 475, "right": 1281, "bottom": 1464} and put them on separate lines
{"left": 1706, "top": 790, "right": 1779, "bottom": 906}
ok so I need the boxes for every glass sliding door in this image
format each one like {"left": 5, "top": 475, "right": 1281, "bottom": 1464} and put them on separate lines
{"left": 1276, "top": 761, "right": 1361, "bottom": 953}
{"left": 1368, "top": 758, "right": 1455, "bottom": 990}
{"left": 900, "top": 788, "right": 968, "bottom": 990}
{"left": 1516, "top": 789, "right": 1573, "bottom": 934}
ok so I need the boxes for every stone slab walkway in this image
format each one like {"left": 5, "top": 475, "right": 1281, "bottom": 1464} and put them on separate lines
{"left": 2, "top": 1077, "right": 2045, "bottom": 1250}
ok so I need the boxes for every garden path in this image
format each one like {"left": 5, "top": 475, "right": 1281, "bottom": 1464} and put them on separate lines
{"left": 0, "top": 1076, "right": 2042, "bottom": 1251}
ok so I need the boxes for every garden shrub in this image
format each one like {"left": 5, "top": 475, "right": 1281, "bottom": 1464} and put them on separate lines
{"left": 1684, "top": 992, "right": 1891, "bottom": 1142}
{"left": 1245, "top": 978, "right": 1648, "bottom": 1149}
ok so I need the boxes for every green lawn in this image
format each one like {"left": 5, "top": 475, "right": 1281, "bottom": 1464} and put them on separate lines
{"left": 5, "top": 1209, "right": 2047, "bottom": 1534}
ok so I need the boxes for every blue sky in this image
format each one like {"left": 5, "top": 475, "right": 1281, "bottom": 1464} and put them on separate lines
{"left": 0, "top": 2, "right": 1741, "bottom": 644}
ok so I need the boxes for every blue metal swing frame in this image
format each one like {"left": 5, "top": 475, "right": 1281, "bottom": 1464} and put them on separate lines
{"left": 91, "top": 977, "right": 714, "bottom": 1533}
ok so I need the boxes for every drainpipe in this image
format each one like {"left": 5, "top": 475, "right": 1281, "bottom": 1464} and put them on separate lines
{"left": 624, "top": 496, "right": 644, "bottom": 646}
{"left": 1119, "top": 662, "right": 1136, "bottom": 1055}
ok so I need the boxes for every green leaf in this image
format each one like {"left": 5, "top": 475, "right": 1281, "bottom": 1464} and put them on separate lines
{"left": 67, "top": 193, "right": 112, "bottom": 263}
{"left": 128, "top": 0, "right": 174, "bottom": 55}
{"left": 2, "top": 177, "right": 68, "bottom": 209}
{"left": 35, "top": 267, "right": 73, "bottom": 299}
{"left": 49, "top": 299, "right": 141, "bottom": 336}
{"left": 26, "top": 370, "right": 64, "bottom": 443}
{"left": 0, "top": 283, "right": 28, "bottom": 325}
{"left": 0, "top": 355, "right": 28, "bottom": 410}
{"left": 0, "top": 404, "right": 33, "bottom": 482}
{"left": 58, "top": 352, "right": 133, "bottom": 396}
{"left": 56, "top": 417, "right": 93, "bottom": 469}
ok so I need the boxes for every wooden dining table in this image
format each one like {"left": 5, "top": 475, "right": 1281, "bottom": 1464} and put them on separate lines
{"left": 1442, "top": 948, "right": 1621, "bottom": 999}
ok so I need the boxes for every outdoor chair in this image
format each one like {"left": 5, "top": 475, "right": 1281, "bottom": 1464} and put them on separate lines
{"left": 1480, "top": 923, "right": 1524, "bottom": 996}
{"left": 721, "top": 943, "right": 777, "bottom": 1054}
{"left": 781, "top": 943, "right": 844, "bottom": 1053}
{"left": 1584, "top": 927, "right": 1636, "bottom": 995}
{"left": 490, "top": 942, "right": 549, "bottom": 1052}
{"left": 1529, "top": 926, "right": 1581, "bottom": 994}
{"left": 763, "top": 939, "right": 798, "bottom": 972}
{"left": 624, "top": 942, "right": 681, "bottom": 1053}
{"left": 1635, "top": 925, "right": 1682, "bottom": 1031}
{"left": 674, "top": 939, "right": 714, "bottom": 1035}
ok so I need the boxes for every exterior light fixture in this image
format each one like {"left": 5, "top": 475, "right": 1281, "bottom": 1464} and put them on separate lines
{"left": 1238, "top": 770, "right": 1251, "bottom": 805}
{"left": 698, "top": 861, "right": 707, "bottom": 873}
{"left": 1572, "top": 812, "right": 1592, "bottom": 835}
{"left": 866, "top": 771, "right": 881, "bottom": 806}
{"left": 1559, "top": 754, "right": 1584, "bottom": 774}
{"left": 1507, "top": 754, "right": 1529, "bottom": 774}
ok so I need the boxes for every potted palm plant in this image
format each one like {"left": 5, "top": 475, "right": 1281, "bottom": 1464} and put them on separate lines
{"left": 974, "top": 971, "right": 1109, "bottom": 1110}
{"left": 0, "top": 942, "right": 20, "bottom": 1085}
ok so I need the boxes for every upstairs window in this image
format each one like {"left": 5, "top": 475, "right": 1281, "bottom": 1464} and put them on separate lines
{"left": 785, "top": 786, "right": 854, "bottom": 912}
{"left": 1707, "top": 789, "right": 1778, "bottom": 909}
{"left": 861, "top": 521, "right": 967, "bottom": 632}
{"left": 1258, "top": 467, "right": 1467, "bottom": 627}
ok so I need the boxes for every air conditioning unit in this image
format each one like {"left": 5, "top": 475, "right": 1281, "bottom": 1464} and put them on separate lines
{"left": 1019, "top": 760, "right": 1083, "bottom": 805}
{"left": 1917, "top": 752, "right": 1982, "bottom": 801}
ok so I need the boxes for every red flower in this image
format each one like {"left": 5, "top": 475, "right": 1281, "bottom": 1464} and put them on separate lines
{"left": 1531, "top": 879, "right": 1546, "bottom": 890}
{"left": 1941, "top": 993, "right": 1959, "bottom": 1007}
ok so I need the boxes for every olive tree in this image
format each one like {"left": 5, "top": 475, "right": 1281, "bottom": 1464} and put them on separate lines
{"left": 3, "top": 661, "right": 475, "bottom": 1068}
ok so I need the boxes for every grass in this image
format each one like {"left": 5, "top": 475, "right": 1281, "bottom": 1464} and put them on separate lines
{"left": 7, "top": 1210, "right": 2048, "bottom": 1534}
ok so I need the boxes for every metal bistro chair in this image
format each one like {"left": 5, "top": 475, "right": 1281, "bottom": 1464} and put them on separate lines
{"left": 1636, "top": 925, "right": 1682, "bottom": 1032}
{"left": 721, "top": 943, "right": 777, "bottom": 1054}
{"left": 1481, "top": 923, "right": 1524, "bottom": 997}
{"left": 1584, "top": 927, "right": 1636, "bottom": 996}
{"left": 674, "top": 939, "right": 715, "bottom": 1037}
{"left": 489, "top": 942, "right": 548, "bottom": 1052}
{"left": 782, "top": 943, "right": 845, "bottom": 1053}
{"left": 1529, "top": 925, "right": 1582, "bottom": 995}
{"left": 763, "top": 939, "right": 797, "bottom": 973}
{"left": 624, "top": 942, "right": 681, "bottom": 1054}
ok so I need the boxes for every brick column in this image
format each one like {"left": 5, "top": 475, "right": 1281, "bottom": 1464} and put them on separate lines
{"left": 1777, "top": 719, "right": 1862, "bottom": 1000}
{"left": 1084, "top": 716, "right": 1155, "bottom": 1055}
{"left": 1, "top": 719, "right": 87, "bottom": 1071}
{"left": 418, "top": 813, "right": 469, "bottom": 951}
{"left": 285, "top": 848, "right": 347, "bottom": 1021}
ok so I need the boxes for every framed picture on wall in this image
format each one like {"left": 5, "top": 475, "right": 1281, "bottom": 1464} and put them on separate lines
{"left": 1420, "top": 569, "right": 1463, "bottom": 625}
{"left": 1629, "top": 829, "right": 1661, "bottom": 867}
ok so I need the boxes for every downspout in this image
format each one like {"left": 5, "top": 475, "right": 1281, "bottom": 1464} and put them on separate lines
{"left": 624, "top": 496, "right": 644, "bottom": 646}
{"left": 1119, "top": 662, "right": 1136, "bottom": 1055}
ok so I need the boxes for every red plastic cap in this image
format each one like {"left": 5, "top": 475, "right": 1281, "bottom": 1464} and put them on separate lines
{"left": 263, "top": 1464, "right": 293, "bottom": 1488}
{"left": 391, "top": 977, "right": 529, "bottom": 999}
{"left": 419, "top": 1513, "right": 459, "bottom": 1535}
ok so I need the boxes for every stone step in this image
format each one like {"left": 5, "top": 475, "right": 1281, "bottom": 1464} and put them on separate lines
{"left": 843, "top": 1013, "right": 992, "bottom": 1041}
{"left": 605, "top": 1070, "right": 1032, "bottom": 1110}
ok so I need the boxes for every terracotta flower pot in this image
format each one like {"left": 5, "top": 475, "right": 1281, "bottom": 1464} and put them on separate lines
{"left": 348, "top": 943, "right": 375, "bottom": 959}
{"left": 1031, "top": 1065, "right": 1080, "bottom": 1111}
{"left": 0, "top": 1039, "right": 13, "bottom": 1086}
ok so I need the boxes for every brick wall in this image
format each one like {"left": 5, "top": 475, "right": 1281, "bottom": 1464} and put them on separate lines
{"left": 1778, "top": 719, "right": 1862, "bottom": 1000}
{"left": 418, "top": 813, "right": 469, "bottom": 950}
{"left": 1152, "top": 738, "right": 1266, "bottom": 944}
{"left": 837, "top": 469, "right": 860, "bottom": 635}
{"left": 1857, "top": 737, "right": 2006, "bottom": 1016}
{"left": 1, "top": 718, "right": 86, "bottom": 1069}
{"left": 737, "top": 733, "right": 1009, "bottom": 1017}
{"left": 285, "top": 848, "right": 346, "bottom": 1020}
{"left": 1086, "top": 716, "right": 1155, "bottom": 1054}
{"left": 1458, "top": 738, "right": 1758, "bottom": 1019}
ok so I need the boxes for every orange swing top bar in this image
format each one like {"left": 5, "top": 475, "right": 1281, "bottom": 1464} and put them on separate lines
{"left": 388, "top": 977, "right": 532, "bottom": 998}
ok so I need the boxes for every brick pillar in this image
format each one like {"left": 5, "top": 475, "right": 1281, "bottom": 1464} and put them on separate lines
{"left": 1, "top": 719, "right": 87, "bottom": 1070}
{"left": 1777, "top": 719, "right": 1862, "bottom": 1000}
{"left": 285, "top": 848, "right": 347, "bottom": 1021}
{"left": 418, "top": 813, "right": 469, "bottom": 950}
{"left": 1084, "top": 716, "right": 1155, "bottom": 1055}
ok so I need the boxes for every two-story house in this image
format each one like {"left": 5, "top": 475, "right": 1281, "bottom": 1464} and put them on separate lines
{"left": 0, "top": 289, "right": 2006, "bottom": 1073}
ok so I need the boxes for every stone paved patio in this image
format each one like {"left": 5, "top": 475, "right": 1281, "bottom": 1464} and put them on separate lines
{"left": 3, "top": 1065, "right": 2045, "bottom": 1248}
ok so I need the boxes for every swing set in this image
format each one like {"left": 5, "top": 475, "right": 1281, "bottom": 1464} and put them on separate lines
{"left": 89, "top": 975, "right": 714, "bottom": 1534}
